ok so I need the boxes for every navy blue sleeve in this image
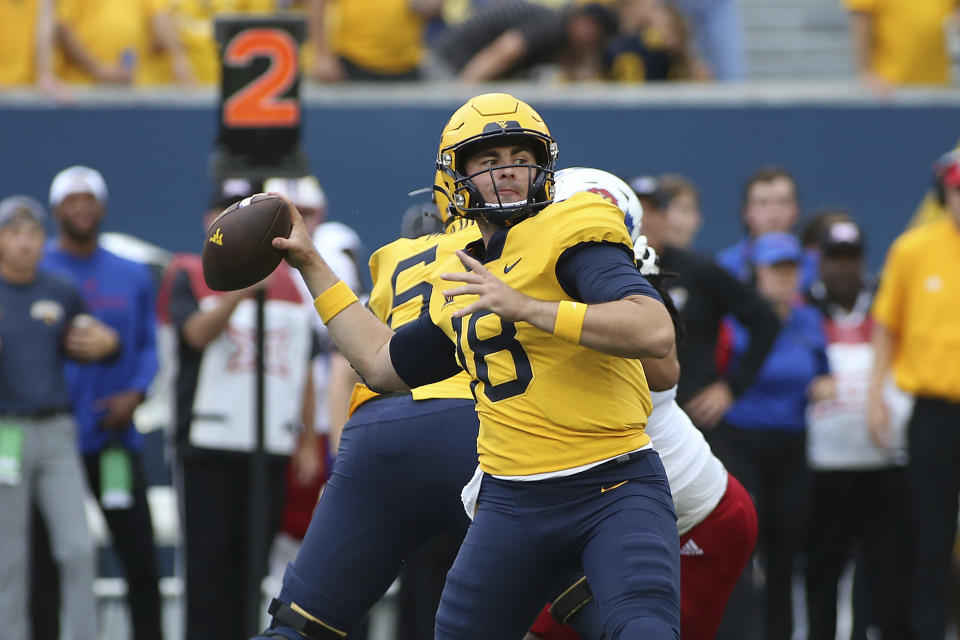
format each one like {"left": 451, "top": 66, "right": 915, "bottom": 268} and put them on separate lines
{"left": 389, "top": 313, "right": 463, "bottom": 389}
{"left": 556, "top": 243, "right": 663, "bottom": 304}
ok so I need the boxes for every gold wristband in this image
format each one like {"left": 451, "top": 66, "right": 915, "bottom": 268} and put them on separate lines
{"left": 313, "top": 281, "right": 359, "bottom": 324}
{"left": 553, "top": 300, "right": 587, "bottom": 345}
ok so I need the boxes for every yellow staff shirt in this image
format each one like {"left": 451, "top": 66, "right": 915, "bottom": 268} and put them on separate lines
{"left": 872, "top": 215, "right": 960, "bottom": 401}
{"left": 908, "top": 139, "right": 960, "bottom": 228}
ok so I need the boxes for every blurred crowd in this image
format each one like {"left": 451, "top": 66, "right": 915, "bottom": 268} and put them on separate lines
{"left": 1, "top": 0, "right": 958, "bottom": 93}
{"left": 0, "top": 0, "right": 720, "bottom": 90}
{"left": 2, "top": 141, "right": 960, "bottom": 639}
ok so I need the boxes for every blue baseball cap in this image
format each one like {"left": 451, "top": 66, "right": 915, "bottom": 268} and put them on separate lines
{"left": 752, "top": 232, "right": 802, "bottom": 266}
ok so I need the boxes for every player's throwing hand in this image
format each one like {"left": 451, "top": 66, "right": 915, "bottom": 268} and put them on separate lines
{"left": 271, "top": 194, "right": 320, "bottom": 271}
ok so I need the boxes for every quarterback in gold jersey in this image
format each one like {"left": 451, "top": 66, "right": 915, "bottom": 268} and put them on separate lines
{"left": 266, "top": 93, "right": 681, "bottom": 640}
{"left": 429, "top": 191, "right": 654, "bottom": 475}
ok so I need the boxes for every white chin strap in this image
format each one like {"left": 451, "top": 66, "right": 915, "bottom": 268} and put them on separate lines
{"left": 494, "top": 198, "right": 529, "bottom": 208}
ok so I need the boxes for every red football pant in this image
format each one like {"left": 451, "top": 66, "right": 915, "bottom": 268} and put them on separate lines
{"left": 678, "top": 473, "right": 757, "bottom": 640}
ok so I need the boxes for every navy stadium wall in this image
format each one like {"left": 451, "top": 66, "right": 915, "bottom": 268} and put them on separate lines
{"left": 1, "top": 91, "right": 957, "bottom": 275}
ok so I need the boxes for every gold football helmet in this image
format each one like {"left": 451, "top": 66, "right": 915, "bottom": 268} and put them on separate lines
{"left": 434, "top": 93, "right": 558, "bottom": 226}
{"left": 433, "top": 169, "right": 455, "bottom": 226}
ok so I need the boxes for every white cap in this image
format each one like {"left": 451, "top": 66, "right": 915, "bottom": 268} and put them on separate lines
{"left": 263, "top": 175, "right": 327, "bottom": 213}
{"left": 49, "top": 165, "right": 108, "bottom": 208}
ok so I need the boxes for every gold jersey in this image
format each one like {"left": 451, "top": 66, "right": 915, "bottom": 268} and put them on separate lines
{"left": 348, "top": 222, "right": 480, "bottom": 414}
{"left": 428, "top": 193, "right": 653, "bottom": 476}
{"left": 0, "top": 0, "right": 39, "bottom": 86}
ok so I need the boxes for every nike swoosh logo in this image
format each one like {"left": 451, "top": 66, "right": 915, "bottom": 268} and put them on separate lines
{"left": 504, "top": 258, "right": 522, "bottom": 274}
{"left": 600, "top": 480, "right": 629, "bottom": 493}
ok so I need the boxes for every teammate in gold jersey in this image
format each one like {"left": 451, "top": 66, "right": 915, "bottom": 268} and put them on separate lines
{"left": 251, "top": 214, "right": 484, "bottom": 640}
{"left": 266, "top": 93, "right": 680, "bottom": 640}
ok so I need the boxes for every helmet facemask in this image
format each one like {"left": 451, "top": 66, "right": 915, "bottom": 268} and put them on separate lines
{"left": 435, "top": 94, "right": 559, "bottom": 228}
{"left": 440, "top": 132, "right": 556, "bottom": 226}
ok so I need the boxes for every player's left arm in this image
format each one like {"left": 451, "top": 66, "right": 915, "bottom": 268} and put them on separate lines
{"left": 573, "top": 293, "right": 673, "bottom": 359}
{"left": 443, "top": 249, "right": 674, "bottom": 359}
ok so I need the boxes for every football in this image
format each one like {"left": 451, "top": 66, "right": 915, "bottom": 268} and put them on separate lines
{"left": 202, "top": 193, "right": 292, "bottom": 291}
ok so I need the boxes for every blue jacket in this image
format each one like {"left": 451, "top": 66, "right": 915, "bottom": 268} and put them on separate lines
{"left": 41, "top": 243, "right": 158, "bottom": 453}
{"left": 723, "top": 303, "right": 828, "bottom": 433}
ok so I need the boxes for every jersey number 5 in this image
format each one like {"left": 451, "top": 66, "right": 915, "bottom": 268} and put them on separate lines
{"left": 387, "top": 246, "right": 438, "bottom": 328}
{"left": 452, "top": 311, "right": 532, "bottom": 402}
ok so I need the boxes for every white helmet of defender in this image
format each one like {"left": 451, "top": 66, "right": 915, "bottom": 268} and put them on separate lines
{"left": 553, "top": 167, "right": 658, "bottom": 274}
{"left": 553, "top": 167, "right": 643, "bottom": 242}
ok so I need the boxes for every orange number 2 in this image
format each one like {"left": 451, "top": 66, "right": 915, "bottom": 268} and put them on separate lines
{"left": 223, "top": 29, "right": 299, "bottom": 128}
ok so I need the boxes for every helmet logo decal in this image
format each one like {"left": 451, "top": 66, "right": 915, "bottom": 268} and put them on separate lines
{"left": 482, "top": 120, "right": 521, "bottom": 134}
{"left": 587, "top": 187, "right": 619, "bottom": 207}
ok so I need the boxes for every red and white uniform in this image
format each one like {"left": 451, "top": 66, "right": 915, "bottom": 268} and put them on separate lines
{"left": 189, "top": 266, "right": 314, "bottom": 455}
{"left": 158, "top": 255, "right": 315, "bottom": 456}
{"left": 806, "top": 304, "right": 911, "bottom": 471}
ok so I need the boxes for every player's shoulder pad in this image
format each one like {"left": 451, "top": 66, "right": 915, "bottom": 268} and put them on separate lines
{"left": 540, "top": 191, "right": 632, "bottom": 252}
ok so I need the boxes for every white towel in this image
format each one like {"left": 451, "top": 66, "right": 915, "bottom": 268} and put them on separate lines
{"left": 460, "top": 465, "right": 485, "bottom": 520}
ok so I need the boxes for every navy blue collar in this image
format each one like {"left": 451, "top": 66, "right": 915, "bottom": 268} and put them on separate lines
{"left": 464, "top": 226, "right": 509, "bottom": 264}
